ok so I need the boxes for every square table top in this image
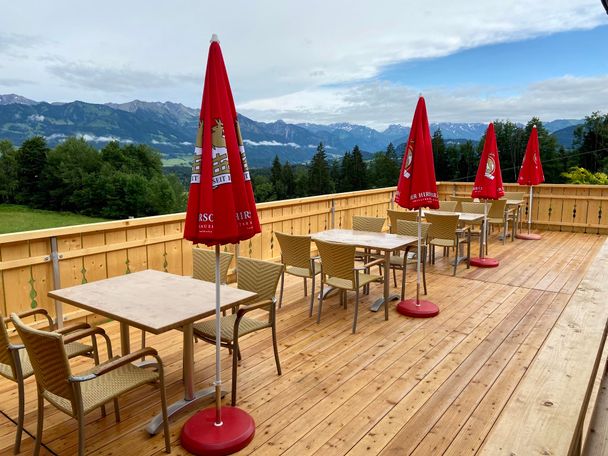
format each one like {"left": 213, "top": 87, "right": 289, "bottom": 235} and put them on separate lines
{"left": 311, "top": 229, "right": 417, "bottom": 251}
{"left": 423, "top": 210, "right": 485, "bottom": 223}
{"left": 48, "top": 269, "right": 256, "bottom": 334}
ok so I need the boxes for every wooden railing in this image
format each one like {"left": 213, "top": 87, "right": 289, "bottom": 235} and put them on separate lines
{"left": 1, "top": 183, "right": 607, "bottom": 323}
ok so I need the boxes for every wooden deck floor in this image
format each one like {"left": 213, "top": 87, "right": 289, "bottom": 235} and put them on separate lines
{"left": 1, "top": 230, "right": 606, "bottom": 455}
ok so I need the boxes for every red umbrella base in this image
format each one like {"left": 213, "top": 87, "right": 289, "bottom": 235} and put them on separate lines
{"left": 181, "top": 406, "right": 255, "bottom": 456}
{"left": 470, "top": 257, "right": 499, "bottom": 268}
{"left": 515, "top": 233, "right": 541, "bottom": 240}
{"left": 397, "top": 299, "right": 439, "bottom": 318}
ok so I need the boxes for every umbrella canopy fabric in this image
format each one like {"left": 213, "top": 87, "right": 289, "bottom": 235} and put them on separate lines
{"left": 395, "top": 96, "right": 439, "bottom": 210}
{"left": 518, "top": 126, "right": 545, "bottom": 186}
{"left": 472, "top": 123, "right": 505, "bottom": 200}
{"left": 184, "top": 39, "right": 260, "bottom": 247}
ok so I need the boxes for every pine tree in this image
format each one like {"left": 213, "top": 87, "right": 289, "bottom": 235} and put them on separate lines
{"left": 308, "top": 143, "right": 334, "bottom": 195}
{"left": 15, "top": 136, "right": 49, "bottom": 208}
{"left": 339, "top": 151, "right": 354, "bottom": 192}
{"left": 432, "top": 129, "right": 450, "bottom": 180}
{"left": 282, "top": 161, "right": 295, "bottom": 198}
{"left": 270, "top": 155, "right": 285, "bottom": 199}
{"left": 351, "top": 145, "right": 368, "bottom": 190}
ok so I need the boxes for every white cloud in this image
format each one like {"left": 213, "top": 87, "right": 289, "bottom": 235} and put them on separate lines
{"left": 243, "top": 139, "right": 301, "bottom": 147}
{"left": 0, "top": 0, "right": 605, "bottom": 122}
{"left": 28, "top": 114, "right": 44, "bottom": 122}
{"left": 78, "top": 133, "right": 133, "bottom": 144}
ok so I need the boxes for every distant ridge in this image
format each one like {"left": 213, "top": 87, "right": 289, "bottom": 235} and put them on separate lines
{"left": 0, "top": 94, "right": 584, "bottom": 167}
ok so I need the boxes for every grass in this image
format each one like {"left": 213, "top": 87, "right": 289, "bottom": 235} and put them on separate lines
{"left": 0, "top": 204, "right": 108, "bottom": 234}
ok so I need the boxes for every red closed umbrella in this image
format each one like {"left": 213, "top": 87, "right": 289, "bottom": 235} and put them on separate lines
{"left": 182, "top": 35, "right": 259, "bottom": 455}
{"left": 515, "top": 125, "right": 544, "bottom": 240}
{"left": 470, "top": 123, "right": 504, "bottom": 268}
{"left": 395, "top": 96, "right": 440, "bottom": 318}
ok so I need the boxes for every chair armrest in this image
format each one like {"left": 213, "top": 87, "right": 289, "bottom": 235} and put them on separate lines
{"left": 357, "top": 258, "right": 385, "bottom": 270}
{"left": 8, "top": 343, "right": 25, "bottom": 351}
{"left": 91, "top": 348, "right": 159, "bottom": 377}
{"left": 5, "top": 308, "right": 54, "bottom": 328}
{"left": 62, "top": 326, "right": 107, "bottom": 344}
{"left": 55, "top": 322, "right": 91, "bottom": 335}
{"left": 237, "top": 299, "right": 274, "bottom": 316}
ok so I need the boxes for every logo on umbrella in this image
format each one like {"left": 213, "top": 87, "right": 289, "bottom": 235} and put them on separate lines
{"left": 403, "top": 141, "right": 414, "bottom": 178}
{"left": 485, "top": 155, "right": 496, "bottom": 180}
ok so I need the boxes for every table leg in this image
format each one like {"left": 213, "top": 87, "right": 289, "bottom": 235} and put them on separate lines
{"left": 370, "top": 250, "right": 399, "bottom": 314}
{"left": 145, "top": 323, "right": 226, "bottom": 435}
{"left": 120, "top": 322, "right": 130, "bottom": 356}
{"left": 480, "top": 220, "right": 485, "bottom": 257}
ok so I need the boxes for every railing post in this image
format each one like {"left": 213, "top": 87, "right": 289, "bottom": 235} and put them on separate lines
{"left": 50, "top": 236, "right": 64, "bottom": 328}
{"left": 330, "top": 199, "right": 336, "bottom": 229}
{"left": 390, "top": 191, "right": 395, "bottom": 209}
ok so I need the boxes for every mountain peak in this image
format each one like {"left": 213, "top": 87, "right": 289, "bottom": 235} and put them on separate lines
{"left": 0, "top": 94, "right": 38, "bottom": 106}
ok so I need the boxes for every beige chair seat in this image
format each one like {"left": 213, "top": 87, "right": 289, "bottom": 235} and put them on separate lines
{"left": 45, "top": 361, "right": 158, "bottom": 415}
{"left": 430, "top": 238, "right": 454, "bottom": 248}
{"left": 286, "top": 259, "right": 321, "bottom": 279}
{"left": 194, "top": 314, "right": 269, "bottom": 342}
{"left": 326, "top": 271, "right": 382, "bottom": 291}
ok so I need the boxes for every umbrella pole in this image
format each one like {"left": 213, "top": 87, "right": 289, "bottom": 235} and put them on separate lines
{"left": 416, "top": 208, "right": 421, "bottom": 305}
{"left": 214, "top": 244, "right": 223, "bottom": 426}
{"left": 527, "top": 186, "right": 533, "bottom": 235}
{"left": 470, "top": 200, "right": 500, "bottom": 267}
{"left": 482, "top": 200, "right": 488, "bottom": 259}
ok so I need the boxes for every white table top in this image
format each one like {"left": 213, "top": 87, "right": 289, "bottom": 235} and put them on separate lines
{"left": 311, "top": 229, "right": 417, "bottom": 251}
{"left": 48, "top": 269, "right": 256, "bottom": 334}
{"left": 423, "top": 210, "right": 484, "bottom": 223}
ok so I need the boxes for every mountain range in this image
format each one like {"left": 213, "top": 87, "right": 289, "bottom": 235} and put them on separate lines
{"left": 0, "top": 94, "right": 582, "bottom": 168}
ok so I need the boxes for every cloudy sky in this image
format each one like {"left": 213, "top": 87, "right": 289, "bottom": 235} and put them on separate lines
{"left": 1, "top": 1, "right": 607, "bottom": 129}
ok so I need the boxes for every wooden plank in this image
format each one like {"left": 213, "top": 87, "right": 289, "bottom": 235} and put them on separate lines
{"left": 479, "top": 239, "right": 608, "bottom": 456}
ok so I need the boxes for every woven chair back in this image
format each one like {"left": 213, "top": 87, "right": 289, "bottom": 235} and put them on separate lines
{"left": 425, "top": 213, "right": 460, "bottom": 244}
{"left": 387, "top": 209, "right": 417, "bottom": 233}
{"left": 275, "top": 232, "right": 313, "bottom": 270}
{"left": 352, "top": 215, "right": 385, "bottom": 233}
{"left": 0, "top": 316, "right": 15, "bottom": 375}
{"left": 461, "top": 202, "right": 486, "bottom": 214}
{"left": 438, "top": 200, "right": 458, "bottom": 212}
{"left": 315, "top": 239, "right": 356, "bottom": 281}
{"left": 237, "top": 257, "right": 284, "bottom": 310}
{"left": 192, "top": 248, "right": 233, "bottom": 283}
{"left": 502, "top": 191, "right": 524, "bottom": 201}
{"left": 396, "top": 220, "right": 431, "bottom": 240}
{"left": 451, "top": 196, "right": 473, "bottom": 203}
{"left": 11, "top": 314, "right": 74, "bottom": 404}
{"left": 487, "top": 199, "right": 507, "bottom": 219}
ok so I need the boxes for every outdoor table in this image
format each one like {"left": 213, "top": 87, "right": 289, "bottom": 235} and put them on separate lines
{"left": 506, "top": 199, "right": 524, "bottom": 238}
{"left": 311, "top": 229, "right": 417, "bottom": 316}
{"left": 48, "top": 269, "right": 256, "bottom": 435}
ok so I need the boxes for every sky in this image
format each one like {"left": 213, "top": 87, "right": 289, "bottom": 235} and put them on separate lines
{"left": 1, "top": 0, "right": 607, "bottom": 130}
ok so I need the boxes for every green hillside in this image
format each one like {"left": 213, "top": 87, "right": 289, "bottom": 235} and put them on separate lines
{"left": 0, "top": 204, "right": 107, "bottom": 234}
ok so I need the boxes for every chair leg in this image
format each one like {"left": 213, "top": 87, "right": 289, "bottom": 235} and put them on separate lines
{"left": 303, "top": 277, "right": 307, "bottom": 296}
{"left": 113, "top": 398, "right": 121, "bottom": 423}
{"left": 353, "top": 289, "right": 359, "bottom": 334}
{"left": 77, "top": 411, "right": 86, "bottom": 456}
{"left": 453, "top": 239, "right": 458, "bottom": 276}
{"left": 393, "top": 267, "right": 397, "bottom": 288}
{"left": 231, "top": 340, "right": 239, "bottom": 406}
{"left": 279, "top": 271, "right": 285, "bottom": 309}
{"left": 400, "top": 264, "right": 406, "bottom": 301}
{"left": 271, "top": 323, "right": 282, "bottom": 375}
{"left": 309, "top": 274, "right": 315, "bottom": 317}
{"left": 15, "top": 376, "right": 24, "bottom": 454}
{"left": 34, "top": 392, "right": 44, "bottom": 456}
{"left": 90, "top": 339, "right": 107, "bottom": 418}
{"left": 317, "top": 281, "right": 324, "bottom": 324}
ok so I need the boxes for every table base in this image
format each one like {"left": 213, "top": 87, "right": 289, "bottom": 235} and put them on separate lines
{"left": 396, "top": 299, "right": 439, "bottom": 318}
{"left": 370, "top": 293, "right": 400, "bottom": 312}
{"left": 515, "top": 233, "right": 541, "bottom": 240}
{"left": 146, "top": 386, "right": 227, "bottom": 435}
{"left": 470, "top": 257, "right": 499, "bottom": 268}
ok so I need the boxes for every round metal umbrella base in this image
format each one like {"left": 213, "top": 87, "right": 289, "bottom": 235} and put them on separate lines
{"left": 470, "top": 257, "right": 499, "bottom": 268}
{"left": 181, "top": 406, "right": 255, "bottom": 456}
{"left": 397, "top": 299, "right": 439, "bottom": 318}
{"left": 515, "top": 233, "right": 541, "bottom": 240}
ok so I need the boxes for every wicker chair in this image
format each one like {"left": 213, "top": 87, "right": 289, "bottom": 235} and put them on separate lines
{"left": 352, "top": 215, "right": 385, "bottom": 232}
{"left": 461, "top": 202, "right": 487, "bottom": 254}
{"left": 0, "top": 309, "right": 108, "bottom": 454}
{"left": 10, "top": 313, "right": 171, "bottom": 456}
{"left": 391, "top": 220, "right": 431, "bottom": 297}
{"left": 450, "top": 195, "right": 474, "bottom": 212}
{"left": 438, "top": 200, "right": 458, "bottom": 212}
{"left": 502, "top": 192, "right": 525, "bottom": 234}
{"left": 387, "top": 209, "right": 417, "bottom": 233}
{"left": 485, "top": 199, "right": 513, "bottom": 244}
{"left": 314, "top": 239, "right": 383, "bottom": 333}
{"left": 275, "top": 232, "right": 320, "bottom": 315}
{"left": 425, "top": 212, "right": 471, "bottom": 275}
{"left": 192, "top": 257, "right": 284, "bottom": 406}
{"left": 192, "top": 247, "right": 233, "bottom": 283}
